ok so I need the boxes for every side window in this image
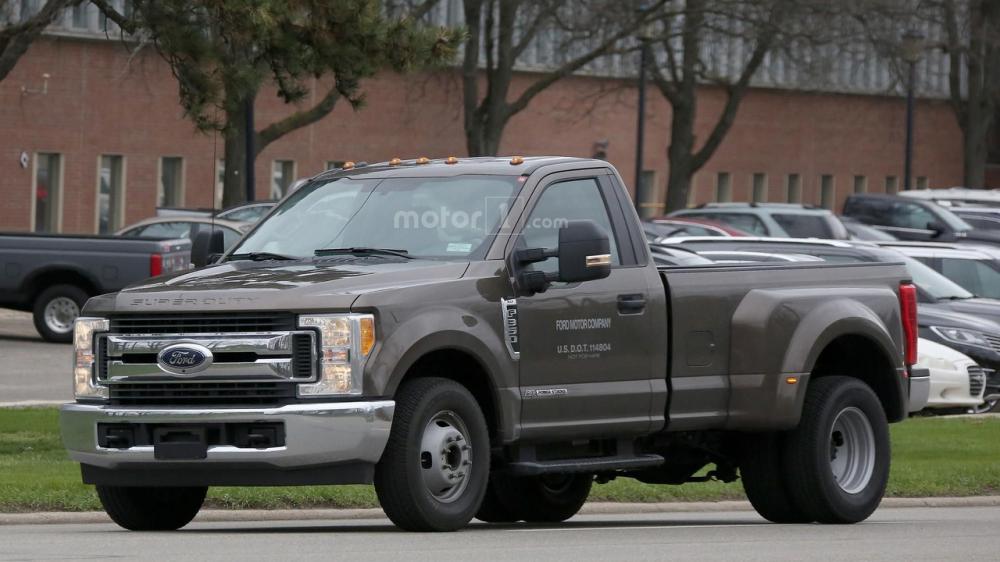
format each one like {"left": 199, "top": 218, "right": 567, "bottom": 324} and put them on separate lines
{"left": 890, "top": 202, "right": 936, "bottom": 230}
{"left": 697, "top": 213, "right": 767, "bottom": 236}
{"left": 942, "top": 259, "right": 1000, "bottom": 298}
{"left": 140, "top": 222, "right": 190, "bottom": 239}
{"left": 962, "top": 216, "right": 1000, "bottom": 231}
{"left": 220, "top": 227, "right": 242, "bottom": 249}
{"left": 520, "top": 178, "right": 620, "bottom": 273}
{"left": 845, "top": 198, "right": 890, "bottom": 225}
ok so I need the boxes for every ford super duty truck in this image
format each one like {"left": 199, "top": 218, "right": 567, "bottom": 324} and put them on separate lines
{"left": 60, "top": 157, "right": 927, "bottom": 532}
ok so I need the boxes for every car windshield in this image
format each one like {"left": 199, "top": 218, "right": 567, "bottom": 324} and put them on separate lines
{"left": 937, "top": 205, "right": 974, "bottom": 231}
{"left": 230, "top": 175, "right": 521, "bottom": 260}
{"left": 899, "top": 254, "right": 974, "bottom": 300}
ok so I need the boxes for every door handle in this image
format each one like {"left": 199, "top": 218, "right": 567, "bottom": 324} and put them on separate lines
{"left": 617, "top": 294, "right": 646, "bottom": 314}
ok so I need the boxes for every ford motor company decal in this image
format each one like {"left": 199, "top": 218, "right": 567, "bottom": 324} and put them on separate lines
{"left": 555, "top": 317, "right": 611, "bottom": 331}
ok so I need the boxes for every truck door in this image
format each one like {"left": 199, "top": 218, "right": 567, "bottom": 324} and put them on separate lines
{"left": 510, "top": 171, "right": 654, "bottom": 440}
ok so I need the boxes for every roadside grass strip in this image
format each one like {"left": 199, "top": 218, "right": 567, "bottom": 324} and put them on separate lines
{"left": 1, "top": 408, "right": 998, "bottom": 512}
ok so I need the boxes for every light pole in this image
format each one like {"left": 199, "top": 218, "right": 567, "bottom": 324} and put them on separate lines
{"left": 634, "top": 8, "right": 654, "bottom": 215}
{"left": 901, "top": 30, "right": 924, "bottom": 191}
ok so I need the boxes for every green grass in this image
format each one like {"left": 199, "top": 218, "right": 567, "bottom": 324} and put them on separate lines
{"left": 1, "top": 408, "right": 998, "bottom": 512}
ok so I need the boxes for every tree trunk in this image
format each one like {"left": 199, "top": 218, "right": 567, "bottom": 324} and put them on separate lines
{"left": 964, "top": 120, "right": 989, "bottom": 188}
{"left": 664, "top": 101, "right": 697, "bottom": 212}
{"left": 222, "top": 102, "right": 250, "bottom": 208}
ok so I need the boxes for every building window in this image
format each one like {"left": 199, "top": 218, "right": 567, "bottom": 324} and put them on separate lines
{"left": 636, "top": 170, "right": 660, "bottom": 219}
{"left": 158, "top": 157, "right": 184, "bottom": 207}
{"left": 916, "top": 176, "right": 929, "bottom": 190}
{"left": 215, "top": 158, "right": 225, "bottom": 208}
{"left": 752, "top": 173, "right": 768, "bottom": 203}
{"left": 33, "top": 153, "right": 62, "bottom": 233}
{"left": 885, "top": 176, "right": 899, "bottom": 194}
{"left": 98, "top": 155, "right": 125, "bottom": 234}
{"left": 271, "top": 160, "right": 295, "bottom": 199}
{"left": 786, "top": 173, "right": 802, "bottom": 203}
{"left": 71, "top": 4, "right": 88, "bottom": 28}
{"left": 819, "top": 174, "right": 835, "bottom": 209}
{"left": 326, "top": 161, "right": 345, "bottom": 170}
{"left": 853, "top": 175, "right": 867, "bottom": 194}
{"left": 715, "top": 172, "right": 732, "bottom": 202}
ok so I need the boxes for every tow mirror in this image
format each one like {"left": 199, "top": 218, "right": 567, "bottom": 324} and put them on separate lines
{"left": 191, "top": 229, "right": 225, "bottom": 268}
{"left": 926, "top": 221, "right": 945, "bottom": 237}
{"left": 515, "top": 220, "right": 612, "bottom": 293}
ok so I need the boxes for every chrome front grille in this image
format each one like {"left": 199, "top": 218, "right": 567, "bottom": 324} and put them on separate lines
{"left": 99, "top": 314, "right": 316, "bottom": 406}
{"left": 969, "top": 367, "right": 986, "bottom": 398}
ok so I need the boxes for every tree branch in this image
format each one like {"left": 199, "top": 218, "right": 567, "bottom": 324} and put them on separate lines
{"left": 256, "top": 84, "right": 341, "bottom": 152}
{"left": 0, "top": 0, "right": 80, "bottom": 81}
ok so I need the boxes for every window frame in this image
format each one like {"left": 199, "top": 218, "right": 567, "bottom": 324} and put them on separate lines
{"left": 31, "top": 152, "right": 64, "bottom": 233}
{"left": 158, "top": 156, "right": 185, "bottom": 208}
{"left": 95, "top": 154, "right": 127, "bottom": 234}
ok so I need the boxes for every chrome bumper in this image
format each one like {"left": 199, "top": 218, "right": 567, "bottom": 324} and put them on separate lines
{"left": 60, "top": 401, "right": 394, "bottom": 470}
{"left": 907, "top": 367, "right": 931, "bottom": 413}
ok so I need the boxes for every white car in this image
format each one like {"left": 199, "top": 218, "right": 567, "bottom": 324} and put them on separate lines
{"left": 916, "top": 338, "right": 988, "bottom": 411}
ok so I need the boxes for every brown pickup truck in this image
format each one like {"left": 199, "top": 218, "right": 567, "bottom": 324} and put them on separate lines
{"left": 60, "top": 157, "right": 927, "bottom": 532}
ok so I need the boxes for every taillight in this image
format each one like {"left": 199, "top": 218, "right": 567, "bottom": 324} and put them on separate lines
{"left": 899, "top": 282, "right": 918, "bottom": 366}
{"left": 150, "top": 253, "right": 163, "bottom": 277}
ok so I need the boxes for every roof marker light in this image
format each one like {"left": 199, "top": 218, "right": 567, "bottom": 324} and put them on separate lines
{"left": 510, "top": 156, "right": 524, "bottom": 165}
{"left": 389, "top": 157, "right": 401, "bottom": 166}
{"left": 342, "top": 161, "right": 355, "bottom": 170}
{"left": 445, "top": 156, "right": 458, "bottom": 165}
{"left": 416, "top": 157, "right": 430, "bottom": 165}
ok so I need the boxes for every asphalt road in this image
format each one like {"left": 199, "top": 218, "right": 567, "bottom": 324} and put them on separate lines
{"left": 2, "top": 507, "right": 999, "bottom": 561}
{"left": 0, "top": 311, "right": 72, "bottom": 404}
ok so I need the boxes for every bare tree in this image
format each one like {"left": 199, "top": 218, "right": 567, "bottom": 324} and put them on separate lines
{"left": 0, "top": 0, "right": 82, "bottom": 82}
{"left": 646, "top": 0, "right": 806, "bottom": 212}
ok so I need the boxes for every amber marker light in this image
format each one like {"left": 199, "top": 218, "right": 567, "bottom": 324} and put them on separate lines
{"left": 785, "top": 376, "right": 799, "bottom": 385}
{"left": 445, "top": 156, "right": 458, "bottom": 165}
{"left": 510, "top": 156, "right": 524, "bottom": 165}
{"left": 416, "top": 157, "right": 430, "bottom": 165}
{"left": 359, "top": 317, "right": 376, "bottom": 356}
{"left": 342, "top": 161, "right": 355, "bottom": 170}
{"left": 388, "top": 157, "right": 401, "bottom": 166}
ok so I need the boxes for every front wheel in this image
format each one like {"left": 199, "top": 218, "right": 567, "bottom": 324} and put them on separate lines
{"left": 783, "top": 376, "right": 890, "bottom": 524}
{"left": 375, "top": 377, "right": 490, "bottom": 531}
{"left": 96, "top": 485, "right": 206, "bottom": 531}
{"left": 32, "top": 284, "right": 88, "bottom": 343}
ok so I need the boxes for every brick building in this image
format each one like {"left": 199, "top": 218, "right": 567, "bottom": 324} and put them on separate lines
{"left": 0, "top": 1, "right": 979, "bottom": 234}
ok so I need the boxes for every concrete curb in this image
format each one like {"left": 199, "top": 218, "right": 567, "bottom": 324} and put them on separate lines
{"left": 2, "top": 496, "right": 999, "bottom": 526}
{"left": 0, "top": 400, "right": 64, "bottom": 408}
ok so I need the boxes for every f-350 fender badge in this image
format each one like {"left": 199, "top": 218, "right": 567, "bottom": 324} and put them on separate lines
{"left": 501, "top": 297, "right": 519, "bottom": 360}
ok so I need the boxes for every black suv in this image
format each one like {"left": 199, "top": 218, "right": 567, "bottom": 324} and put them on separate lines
{"left": 843, "top": 193, "right": 1000, "bottom": 247}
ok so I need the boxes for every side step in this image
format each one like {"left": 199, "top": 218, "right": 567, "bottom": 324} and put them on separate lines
{"left": 505, "top": 454, "right": 665, "bottom": 476}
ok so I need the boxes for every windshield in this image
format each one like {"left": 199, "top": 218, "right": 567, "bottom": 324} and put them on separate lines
{"left": 937, "top": 205, "right": 974, "bottom": 231}
{"left": 900, "top": 254, "right": 974, "bottom": 300}
{"left": 230, "top": 175, "right": 521, "bottom": 260}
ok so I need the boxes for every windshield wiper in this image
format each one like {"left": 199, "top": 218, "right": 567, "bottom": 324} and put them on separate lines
{"left": 228, "top": 252, "right": 298, "bottom": 262}
{"left": 314, "top": 247, "right": 413, "bottom": 259}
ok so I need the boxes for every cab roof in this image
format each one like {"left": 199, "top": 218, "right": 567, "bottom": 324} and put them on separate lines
{"left": 310, "top": 156, "right": 610, "bottom": 182}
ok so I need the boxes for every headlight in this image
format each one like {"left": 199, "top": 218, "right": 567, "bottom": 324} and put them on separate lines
{"left": 73, "top": 318, "right": 109, "bottom": 400}
{"left": 930, "top": 326, "right": 994, "bottom": 351}
{"left": 298, "top": 314, "right": 375, "bottom": 396}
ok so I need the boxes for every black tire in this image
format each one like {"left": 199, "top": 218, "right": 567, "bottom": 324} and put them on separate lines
{"left": 375, "top": 377, "right": 490, "bottom": 531}
{"left": 739, "top": 432, "right": 812, "bottom": 523}
{"left": 474, "top": 477, "right": 519, "bottom": 523}
{"left": 32, "top": 284, "right": 88, "bottom": 343}
{"left": 96, "top": 485, "right": 206, "bottom": 531}
{"left": 783, "top": 376, "right": 890, "bottom": 524}
{"left": 491, "top": 473, "right": 593, "bottom": 523}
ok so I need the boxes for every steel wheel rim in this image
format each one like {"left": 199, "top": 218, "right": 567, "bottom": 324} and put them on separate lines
{"left": 44, "top": 297, "right": 79, "bottom": 334}
{"left": 419, "top": 410, "right": 473, "bottom": 503}
{"left": 829, "top": 406, "right": 876, "bottom": 494}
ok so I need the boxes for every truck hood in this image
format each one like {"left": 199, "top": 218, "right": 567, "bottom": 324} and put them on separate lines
{"left": 84, "top": 257, "right": 470, "bottom": 314}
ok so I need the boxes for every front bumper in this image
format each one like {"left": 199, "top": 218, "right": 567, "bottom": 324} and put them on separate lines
{"left": 60, "top": 401, "right": 394, "bottom": 471}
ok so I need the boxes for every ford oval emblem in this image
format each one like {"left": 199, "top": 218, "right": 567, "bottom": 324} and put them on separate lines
{"left": 156, "top": 343, "right": 213, "bottom": 375}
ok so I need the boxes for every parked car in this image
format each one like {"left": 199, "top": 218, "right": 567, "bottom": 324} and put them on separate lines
{"left": 0, "top": 234, "right": 190, "bottom": 342}
{"left": 843, "top": 193, "right": 1000, "bottom": 247}
{"left": 61, "top": 156, "right": 921, "bottom": 532}
{"left": 647, "top": 245, "right": 716, "bottom": 266}
{"left": 877, "top": 242, "right": 1000, "bottom": 299}
{"left": 899, "top": 187, "right": 1000, "bottom": 208}
{"left": 948, "top": 207, "right": 1000, "bottom": 231}
{"left": 670, "top": 203, "right": 850, "bottom": 239}
{"left": 215, "top": 201, "right": 277, "bottom": 222}
{"left": 840, "top": 216, "right": 898, "bottom": 241}
{"left": 117, "top": 217, "right": 250, "bottom": 251}
{"left": 915, "top": 338, "right": 990, "bottom": 413}
{"left": 642, "top": 218, "right": 749, "bottom": 243}
{"left": 661, "top": 237, "right": 1000, "bottom": 411}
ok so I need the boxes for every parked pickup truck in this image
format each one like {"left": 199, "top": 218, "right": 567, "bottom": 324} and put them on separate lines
{"left": 60, "top": 157, "right": 926, "bottom": 532}
{"left": 0, "top": 234, "right": 190, "bottom": 342}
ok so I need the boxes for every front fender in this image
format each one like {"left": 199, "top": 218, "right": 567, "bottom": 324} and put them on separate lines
{"left": 726, "top": 287, "right": 903, "bottom": 430}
